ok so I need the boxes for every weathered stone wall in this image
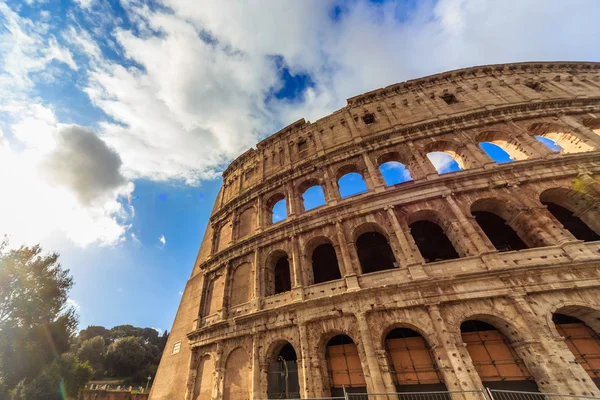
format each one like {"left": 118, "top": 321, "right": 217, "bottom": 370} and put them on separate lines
{"left": 150, "top": 61, "right": 600, "bottom": 400}
{"left": 79, "top": 390, "right": 149, "bottom": 400}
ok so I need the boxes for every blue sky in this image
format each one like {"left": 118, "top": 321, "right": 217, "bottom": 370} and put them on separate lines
{"left": 0, "top": 0, "right": 597, "bottom": 333}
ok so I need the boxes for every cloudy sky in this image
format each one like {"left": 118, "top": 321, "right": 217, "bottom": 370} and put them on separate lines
{"left": 1, "top": 0, "right": 599, "bottom": 332}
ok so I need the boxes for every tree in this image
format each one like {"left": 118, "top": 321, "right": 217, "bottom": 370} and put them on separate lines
{"left": 0, "top": 241, "right": 88, "bottom": 397}
{"left": 78, "top": 326, "right": 110, "bottom": 342}
{"left": 105, "top": 337, "right": 147, "bottom": 377}
{"left": 0, "top": 242, "right": 74, "bottom": 331}
{"left": 12, "top": 354, "right": 93, "bottom": 400}
{"left": 77, "top": 336, "right": 106, "bottom": 379}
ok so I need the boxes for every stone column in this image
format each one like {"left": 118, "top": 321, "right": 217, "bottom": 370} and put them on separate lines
{"left": 559, "top": 115, "right": 600, "bottom": 148}
{"left": 298, "top": 323, "right": 311, "bottom": 398}
{"left": 286, "top": 182, "right": 300, "bottom": 217}
{"left": 427, "top": 305, "right": 482, "bottom": 392}
{"left": 508, "top": 295, "right": 600, "bottom": 396}
{"left": 212, "top": 342, "right": 225, "bottom": 400}
{"left": 335, "top": 221, "right": 360, "bottom": 290}
{"left": 184, "top": 348, "right": 198, "bottom": 400}
{"left": 253, "top": 247, "right": 262, "bottom": 311}
{"left": 323, "top": 167, "right": 340, "bottom": 205}
{"left": 576, "top": 172, "right": 600, "bottom": 198}
{"left": 408, "top": 142, "right": 438, "bottom": 179}
{"left": 290, "top": 235, "right": 305, "bottom": 300}
{"left": 445, "top": 194, "right": 490, "bottom": 256}
{"left": 255, "top": 196, "right": 264, "bottom": 232}
{"left": 355, "top": 312, "right": 391, "bottom": 395}
{"left": 220, "top": 261, "right": 232, "bottom": 320}
{"left": 384, "top": 206, "right": 429, "bottom": 279}
{"left": 251, "top": 333, "right": 261, "bottom": 400}
{"left": 507, "top": 121, "right": 554, "bottom": 157}
{"left": 362, "top": 152, "right": 385, "bottom": 192}
{"left": 465, "top": 142, "right": 495, "bottom": 167}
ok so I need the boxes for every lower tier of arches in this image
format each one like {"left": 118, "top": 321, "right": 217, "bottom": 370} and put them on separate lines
{"left": 185, "top": 289, "right": 600, "bottom": 400}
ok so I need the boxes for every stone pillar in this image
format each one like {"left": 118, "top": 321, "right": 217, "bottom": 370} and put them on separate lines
{"left": 335, "top": 221, "right": 360, "bottom": 290}
{"left": 355, "top": 312, "right": 393, "bottom": 395}
{"left": 251, "top": 333, "right": 261, "bottom": 400}
{"left": 220, "top": 261, "right": 232, "bottom": 319}
{"left": 184, "top": 348, "right": 198, "bottom": 400}
{"left": 213, "top": 343, "right": 225, "bottom": 400}
{"left": 298, "top": 323, "right": 311, "bottom": 398}
{"left": 290, "top": 235, "right": 304, "bottom": 296}
{"left": 509, "top": 295, "right": 600, "bottom": 396}
{"left": 253, "top": 247, "right": 262, "bottom": 311}
{"left": 323, "top": 167, "right": 340, "bottom": 205}
{"left": 445, "top": 194, "right": 490, "bottom": 256}
{"left": 465, "top": 142, "right": 495, "bottom": 167}
{"left": 576, "top": 172, "right": 600, "bottom": 198}
{"left": 286, "top": 182, "right": 300, "bottom": 216}
{"left": 559, "top": 115, "right": 600, "bottom": 148}
{"left": 427, "top": 305, "right": 482, "bottom": 391}
{"left": 408, "top": 142, "right": 438, "bottom": 179}
{"left": 255, "top": 196, "right": 264, "bottom": 232}
{"left": 384, "top": 206, "right": 427, "bottom": 280}
{"left": 507, "top": 121, "right": 554, "bottom": 157}
{"left": 362, "top": 152, "right": 385, "bottom": 192}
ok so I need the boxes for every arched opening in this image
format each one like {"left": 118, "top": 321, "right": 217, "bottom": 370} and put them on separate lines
{"left": 356, "top": 231, "right": 397, "bottom": 274}
{"left": 193, "top": 354, "right": 214, "bottom": 400}
{"left": 479, "top": 142, "right": 514, "bottom": 164}
{"left": 409, "top": 220, "right": 459, "bottom": 263}
{"left": 553, "top": 313, "right": 600, "bottom": 388}
{"left": 267, "top": 194, "right": 287, "bottom": 224}
{"left": 267, "top": 342, "right": 300, "bottom": 399}
{"left": 473, "top": 211, "right": 528, "bottom": 252}
{"left": 223, "top": 347, "right": 251, "bottom": 400}
{"left": 203, "top": 274, "right": 224, "bottom": 317}
{"left": 274, "top": 255, "right": 291, "bottom": 295}
{"left": 302, "top": 185, "right": 326, "bottom": 211}
{"left": 529, "top": 122, "right": 595, "bottom": 154}
{"left": 426, "top": 152, "right": 463, "bottom": 174}
{"left": 379, "top": 161, "right": 413, "bottom": 186}
{"left": 237, "top": 207, "right": 255, "bottom": 238}
{"left": 326, "top": 335, "right": 366, "bottom": 396}
{"left": 535, "top": 135, "right": 562, "bottom": 152}
{"left": 582, "top": 117, "right": 600, "bottom": 135}
{"left": 338, "top": 172, "right": 368, "bottom": 198}
{"left": 229, "top": 263, "right": 252, "bottom": 307}
{"left": 385, "top": 328, "right": 447, "bottom": 392}
{"left": 312, "top": 243, "right": 342, "bottom": 284}
{"left": 543, "top": 202, "right": 600, "bottom": 242}
{"left": 475, "top": 131, "right": 530, "bottom": 162}
{"left": 461, "top": 320, "right": 538, "bottom": 391}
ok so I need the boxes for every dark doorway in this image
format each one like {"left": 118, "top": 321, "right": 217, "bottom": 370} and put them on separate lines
{"left": 553, "top": 313, "right": 600, "bottom": 388}
{"left": 461, "top": 320, "right": 539, "bottom": 391}
{"left": 473, "top": 211, "right": 528, "bottom": 252}
{"left": 544, "top": 202, "right": 600, "bottom": 242}
{"left": 274, "top": 256, "right": 291, "bottom": 294}
{"left": 267, "top": 343, "right": 300, "bottom": 399}
{"left": 356, "top": 232, "right": 397, "bottom": 273}
{"left": 385, "top": 328, "right": 447, "bottom": 392}
{"left": 326, "top": 335, "right": 366, "bottom": 397}
{"left": 409, "top": 220, "right": 459, "bottom": 263}
{"left": 312, "top": 243, "right": 342, "bottom": 284}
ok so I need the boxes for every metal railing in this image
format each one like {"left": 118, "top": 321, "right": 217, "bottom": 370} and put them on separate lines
{"left": 487, "top": 389, "right": 600, "bottom": 400}
{"left": 260, "top": 389, "right": 600, "bottom": 400}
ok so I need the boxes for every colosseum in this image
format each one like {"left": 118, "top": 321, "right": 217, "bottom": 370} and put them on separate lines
{"left": 149, "top": 61, "right": 600, "bottom": 400}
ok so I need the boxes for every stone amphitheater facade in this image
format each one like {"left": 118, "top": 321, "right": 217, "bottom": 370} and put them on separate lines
{"left": 149, "top": 61, "right": 600, "bottom": 400}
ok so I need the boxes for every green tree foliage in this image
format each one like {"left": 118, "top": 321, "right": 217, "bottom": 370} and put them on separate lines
{"left": 77, "top": 336, "right": 106, "bottom": 379}
{"left": 78, "top": 325, "right": 110, "bottom": 342}
{"left": 0, "top": 243, "right": 73, "bottom": 330}
{"left": 0, "top": 241, "right": 91, "bottom": 398}
{"left": 105, "top": 337, "right": 147, "bottom": 377}
{"left": 12, "top": 354, "right": 93, "bottom": 400}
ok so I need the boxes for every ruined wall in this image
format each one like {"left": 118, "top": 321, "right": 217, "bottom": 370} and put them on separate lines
{"left": 150, "top": 61, "right": 600, "bottom": 400}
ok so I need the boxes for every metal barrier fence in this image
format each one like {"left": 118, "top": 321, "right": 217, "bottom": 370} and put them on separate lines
{"left": 487, "top": 389, "right": 600, "bottom": 400}
{"left": 345, "top": 389, "right": 487, "bottom": 400}
{"left": 261, "top": 389, "right": 600, "bottom": 400}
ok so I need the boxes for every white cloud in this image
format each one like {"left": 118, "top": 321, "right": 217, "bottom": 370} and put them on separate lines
{"left": 159, "top": 235, "right": 166, "bottom": 248}
{"left": 67, "top": 298, "right": 81, "bottom": 311}
{"left": 130, "top": 233, "right": 141, "bottom": 245}
{"left": 152, "top": 327, "right": 162, "bottom": 335}
{"left": 427, "top": 152, "right": 455, "bottom": 173}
